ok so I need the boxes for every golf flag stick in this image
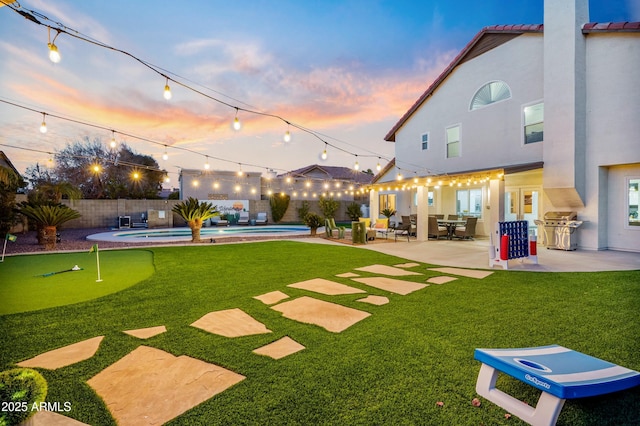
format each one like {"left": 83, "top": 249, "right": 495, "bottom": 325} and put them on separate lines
{"left": 90, "top": 243, "right": 102, "bottom": 282}
{"left": 1, "top": 233, "right": 17, "bottom": 262}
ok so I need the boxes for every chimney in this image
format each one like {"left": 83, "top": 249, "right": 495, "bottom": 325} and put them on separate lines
{"left": 542, "top": 0, "right": 589, "bottom": 208}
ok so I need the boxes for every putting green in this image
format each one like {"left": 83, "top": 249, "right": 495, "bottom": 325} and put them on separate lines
{"left": 0, "top": 250, "right": 154, "bottom": 315}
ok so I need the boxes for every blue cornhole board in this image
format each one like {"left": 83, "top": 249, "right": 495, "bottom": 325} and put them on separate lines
{"left": 474, "top": 345, "right": 640, "bottom": 426}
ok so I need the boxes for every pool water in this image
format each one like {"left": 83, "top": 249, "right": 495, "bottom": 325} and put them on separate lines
{"left": 87, "top": 225, "right": 311, "bottom": 243}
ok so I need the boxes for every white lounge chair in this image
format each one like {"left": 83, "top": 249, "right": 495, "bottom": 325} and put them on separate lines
{"left": 255, "top": 212, "right": 268, "bottom": 225}
{"left": 237, "top": 211, "right": 250, "bottom": 225}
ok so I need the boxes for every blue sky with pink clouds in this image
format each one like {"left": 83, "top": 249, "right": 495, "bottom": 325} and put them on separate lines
{"left": 1, "top": 0, "right": 638, "bottom": 182}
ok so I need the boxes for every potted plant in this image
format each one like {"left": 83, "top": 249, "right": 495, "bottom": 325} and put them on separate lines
{"left": 346, "top": 202, "right": 362, "bottom": 221}
{"left": 380, "top": 208, "right": 396, "bottom": 220}
{"left": 302, "top": 212, "right": 323, "bottom": 236}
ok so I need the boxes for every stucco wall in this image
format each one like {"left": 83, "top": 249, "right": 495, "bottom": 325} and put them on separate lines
{"left": 394, "top": 33, "right": 544, "bottom": 177}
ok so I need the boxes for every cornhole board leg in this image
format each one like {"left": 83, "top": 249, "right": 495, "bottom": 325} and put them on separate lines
{"left": 476, "top": 363, "right": 566, "bottom": 426}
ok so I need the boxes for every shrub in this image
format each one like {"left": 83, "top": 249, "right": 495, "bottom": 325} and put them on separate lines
{"left": 0, "top": 368, "right": 48, "bottom": 426}
{"left": 346, "top": 202, "right": 362, "bottom": 221}
{"left": 270, "top": 194, "right": 290, "bottom": 223}
{"left": 296, "top": 200, "right": 310, "bottom": 222}
{"left": 302, "top": 212, "right": 323, "bottom": 230}
{"left": 318, "top": 196, "right": 339, "bottom": 219}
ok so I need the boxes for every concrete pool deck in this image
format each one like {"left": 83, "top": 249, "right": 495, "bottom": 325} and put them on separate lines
{"left": 301, "top": 236, "right": 640, "bottom": 273}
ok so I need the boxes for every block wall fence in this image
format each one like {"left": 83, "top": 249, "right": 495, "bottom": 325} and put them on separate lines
{"left": 38, "top": 199, "right": 358, "bottom": 229}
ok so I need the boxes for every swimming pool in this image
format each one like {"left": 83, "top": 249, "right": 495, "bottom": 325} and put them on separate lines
{"left": 87, "top": 225, "right": 311, "bottom": 243}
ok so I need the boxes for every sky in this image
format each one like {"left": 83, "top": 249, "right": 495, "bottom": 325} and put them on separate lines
{"left": 1, "top": 0, "right": 638, "bottom": 185}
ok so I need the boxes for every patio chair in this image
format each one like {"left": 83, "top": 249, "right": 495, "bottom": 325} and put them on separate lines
{"left": 410, "top": 214, "right": 417, "bottom": 236}
{"left": 237, "top": 211, "right": 250, "bottom": 225}
{"left": 255, "top": 212, "right": 268, "bottom": 225}
{"left": 447, "top": 214, "right": 459, "bottom": 220}
{"left": 454, "top": 217, "right": 477, "bottom": 240}
{"left": 358, "top": 217, "right": 371, "bottom": 228}
{"left": 211, "top": 216, "right": 228, "bottom": 226}
{"left": 372, "top": 218, "right": 390, "bottom": 239}
{"left": 435, "top": 214, "right": 444, "bottom": 219}
{"left": 428, "top": 216, "right": 448, "bottom": 239}
{"left": 395, "top": 216, "right": 412, "bottom": 242}
{"left": 325, "top": 218, "right": 345, "bottom": 238}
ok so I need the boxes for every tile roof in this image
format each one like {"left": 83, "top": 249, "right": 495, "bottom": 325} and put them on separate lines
{"left": 583, "top": 22, "right": 640, "bottom": 32}
{"left": 281, "top": 164, "right": 375, "bottom": 184}
{"left": 384, "top": 21, "right": 639, "bottom": 142}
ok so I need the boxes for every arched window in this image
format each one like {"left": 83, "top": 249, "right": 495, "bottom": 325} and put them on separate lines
{"left": 470, "top": 81, "right": 511, "bottom": 111}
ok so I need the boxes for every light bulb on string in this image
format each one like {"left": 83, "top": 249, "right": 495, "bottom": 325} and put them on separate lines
{"left": 353, "top": 156, "right": 360, "bottom": 171}
{"left": 110, "top": 130, "right": 117, "bottom": 149}
{"left": 237, "top": 164, "right": 243, "bottom": 177}
{"left": 47, "top": 28, "right": 61, "bottom": 63}
{"left": 162, "top": 145, "right": 168, "bottom": 161}
{"left": 39, "top": 113, "right": 47, "bottom": 133}
{"left": 163, "top": 77, "right": 172, "bottom": 100}
{"left": 376, "top": 158, "right": 382, "bottom": 172}
{"left": 204, "top": 156, "right": 210, "bottom": 170}
{"left": 321, "top": 143, "right": 328, "bottom": 160}
{"left": 283, "top": 123, "right": 291, "bottom": 143}
{"left": 233, "top": 108, "right": 241, "bottom": 130}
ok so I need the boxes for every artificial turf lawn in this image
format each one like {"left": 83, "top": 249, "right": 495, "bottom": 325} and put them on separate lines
{"left": 0, "top": 241, "right": 639, "bottom": 425}
{"left": 0, "top": 250, "right": 154, "bottom": 315}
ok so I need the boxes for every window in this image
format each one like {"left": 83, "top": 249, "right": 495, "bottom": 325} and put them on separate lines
{"left": 421, "top": 133, "right": 429, "bottom": 150}
{"left": 628, "top": 178, "right": 639, "bottom": 227}
{"left": 413, "top": 191, "right": 434, "bottom": 206}
{"left": 524, "top": 103, "right": 544, "bottom": 144}
{"left": 456, "top": 189, "right": 482, "bottom": 217}
{"left": 470, "top": 81, "right": 511, "bottom": 110}
{"left": 379, "top": 193, "right": 396, "bottom": 213}
{"left": 446, "top": 125, "right": 460, "bottom": 158}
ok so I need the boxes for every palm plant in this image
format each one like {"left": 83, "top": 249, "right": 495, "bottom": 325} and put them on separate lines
{"left": 17, "top": 203, "right": 81, "bottom": 250}
{"left": 171, "top": 197, "right": 218, "bottom": 242}
{"left": 380, "top": 208, "right": 396, "bottom": 220}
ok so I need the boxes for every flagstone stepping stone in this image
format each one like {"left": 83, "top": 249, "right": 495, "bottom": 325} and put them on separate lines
{"left": 253, "top": 336, "right": 306, "bottom": 359}
{"left": 287, "top": 278, "right": 366, "bottom": 295}
{"left": 351, "top": 277, "right": 428, "bottom": 295}
{"left": 17, "top": 336, "right": 104, "bottom": 370}
{"left": 356, "top": 295, "right": 390, "bottom": 306}
{"left": 355, "top": 264, "right": 422, "bottom": 276}
{"left": 336, "top": 272, "right": 360, "bottom": 278}
{"left": 87, "top": 346, "right": 245, "bottom": 426}
{"left": 271, "top": 296, "right": 371, "bottom": 333}
{"left": 428, "top": 267, "right": 493, "bottom": 279}
{"left": 254, "top": 290, "right": 289, "bottom": 305}
{"left": 123, "top": 325, "right": 167, "bottom": 339}
{"left": 427, "top": 276, "right": 458, "bottom": 285}
{"left": 191, "top": 308, "right": 271, "bottom": 337}
{"left": 394, "top": 262, "right": 420, "bottom": 268}
{"left": 21, "top": 409, "right": 90, "bottom": 425}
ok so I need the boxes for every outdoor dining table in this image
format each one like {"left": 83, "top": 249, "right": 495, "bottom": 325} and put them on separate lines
{"left": 437, "top": 219, "right": 467, "bottom": 239}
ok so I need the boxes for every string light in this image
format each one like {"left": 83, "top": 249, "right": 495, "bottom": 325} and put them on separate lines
{"left": 233, "top": 108, "right": 241, "bottom": 131}
{"left": 163, "top": 77, "right": 172, "bottom": 100}
{"left": 353, "top": 155, "right": 360, "bottom": 171}
{"left": 39, "top": 113, "right": 47, "bottom": 133}
{"left": 283, "top": 123, "right": 291, "bottom": 143}
{"left": 47, "top": 28, "right": 61, "bottom": 63}
{"left": 4, "top": 6, "right": 408, "bottom": 175}
{"left": 321, "top": 143, "right": 328, "bottom": 160}
{"left": 162, "top": 145, "right": 168, "bottom": 161}
{"left": 237, "top": 164, "right": 243, "bottom": 177}
{"left": 376, "top": 159, "right": 381, "bottom": 172}
{"left": 204, "top": 156, "right": 210, "bottom": 170}
{"left": 110, "top": 130, "right": 117, "bottom": 149}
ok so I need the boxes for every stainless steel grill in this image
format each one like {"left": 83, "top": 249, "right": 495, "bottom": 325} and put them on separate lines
{"left": 542, "top": 211, "right": 583, "bottom": 250}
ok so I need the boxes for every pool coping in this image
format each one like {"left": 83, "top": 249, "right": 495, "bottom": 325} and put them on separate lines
{"left": 86, "top": 225, "right": 312, "bottom": 243}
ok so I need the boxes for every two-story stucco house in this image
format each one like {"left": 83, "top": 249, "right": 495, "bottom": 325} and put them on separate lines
{"left": 372, "top": 0, "right": 639, "bottom": 252}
